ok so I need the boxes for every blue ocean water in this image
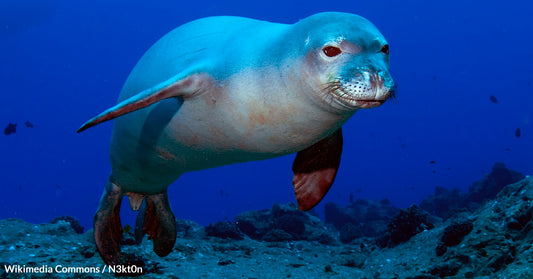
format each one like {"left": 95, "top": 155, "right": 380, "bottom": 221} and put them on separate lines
{"left": 0, "top": 0, "right": 531, "bottom": 233}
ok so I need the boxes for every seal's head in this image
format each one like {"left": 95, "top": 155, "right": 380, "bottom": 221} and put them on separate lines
{"left": 294, "top": 12, "right": 394, "bottom": 112}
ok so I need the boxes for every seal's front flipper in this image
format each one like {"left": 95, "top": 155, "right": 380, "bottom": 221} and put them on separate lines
{"left": 94, "top": 179, "right": 124, "bottom": 265}
{"left": 138, "top": 191, "right": 177, "bottom": 257}
{"left": 77, "top": 73, "right": 213, "bottom": 133}
{"left": 292, "top": 128, "right": 343, "bottom": 211}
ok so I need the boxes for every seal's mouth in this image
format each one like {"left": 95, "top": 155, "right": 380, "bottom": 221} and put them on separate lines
{"left": 351, "top": 99, "right": 386, "bottom": 108}
{"left": 324, "top": 71, "right": 394, "bottom": 110}
{"left": 329, "top": 91, "right": 389, "bottom": 109}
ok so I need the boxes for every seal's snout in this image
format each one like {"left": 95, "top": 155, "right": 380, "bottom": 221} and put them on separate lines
{"left": 370, "top": 70, "right": 395, "bottom": 102}
{"left": 328, "top": 68, "right": 393, "bottom": 110}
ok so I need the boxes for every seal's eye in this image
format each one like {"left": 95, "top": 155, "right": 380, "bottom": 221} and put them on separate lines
{"left": 380, "top": 44, "right": 389, "bottom": 55}
{"left": 323, "top": 46, "right": 342, "bottom": 57}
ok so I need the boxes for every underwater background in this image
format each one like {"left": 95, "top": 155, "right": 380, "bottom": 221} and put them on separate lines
{"left": 1, "top": 0, "right": 532, "bottom": 234}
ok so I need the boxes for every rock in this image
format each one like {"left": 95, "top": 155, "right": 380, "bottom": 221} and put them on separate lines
{"left": 506, "top": 203, "right": 532, "bottom": 231}
{"left": 235, "top": 203, "right": 338, "bottom": 244}
{"left": 0, "top": 176, "right": 532, "bottom": 278}
{"left": 262, "top": 229, "right": 293, "bottom": 242}
{"left": 420, "top": 186, "right": 465, "bottom": 219}
{"left": 440, "top": 220, "right": 474, "bottom": 246}
{"left": 432, "top": 177, "right": 533, "bottom": 277}
{"left": 176, "top": 219, "right": 205, "bottom": 239}
{"left": 275, "top": 212, "right": 306, "bottom": 238}
{"left": 83, "top": 229, "right": 96, "bottom": 244}
{"left": 324, "top": 198, "right": 399, "bottom": 238}
{"left": 79, "top": 245, "right": 95, "bottom": 258}
{"left": 340, "top": 254, "right": 366, "bottom": 268}
{"left": 428, "top": 261, "right": 461, "bottom": 277}
{"left": 436, "top": 219, "right": 474, "bottom": 256}
{"left": 420, "top": 163, "right": 525, "bottom": 219}
{"left": 467, "top": 162, "right": 525, "bottom": 204}
{"left": 435, "top": 243, "right": 447, "bottom": 256}
{"left": 50, "top": 216, "right": 84, "bottom": 234}
{"left": 303, "top": 223, "right": 339, "bottom": 245}
{"left": 217, "top": 258, "right": 235, "bottom": 265}
{"left": 119, "top": 252, "right": 150, "bottom": 276}
{"left": 235, "top": 209, "right": 273, "bottom": 240}
{"left": 488, "top": 248, "right": 515, "bottom": 272}
{"left": 377, "top": 205, "right": 434, "bottom": 247}
{"left": 43, "top": 220, "right": 76, "bottom": 236}
{"left": 406, "top": 275, "right": 439, "bottom": 279}
{"left": 205, "top": 221, "right": 244, "bottom": 240}
{"left": 324, "top": 202, "right": 357, "bottom": 230}
{"left": 339, "top": 223, "right": 362, "bottom": 244}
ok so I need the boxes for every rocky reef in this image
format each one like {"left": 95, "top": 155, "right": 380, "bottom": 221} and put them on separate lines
{"left": 420, "top": 162, "right": 525, "bottom": 219}
{"left": 376, "top": 204, "right": 435, "bottom": 248}
{"left": 234, "top": 202, "right": 338, "bottom": 244}
{"left": 325, "top": 198, "right": 398, "bottom": 242}
{"left": 1, "top": 163, "right": 532, "bottom": 278}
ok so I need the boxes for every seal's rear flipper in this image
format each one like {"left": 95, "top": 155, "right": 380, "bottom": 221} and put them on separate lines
{"left": 292, "top": 128, "right": 343, "bottom": 211}
{"left": 134, "top": 199, "right": 147, "bottom": 244}
{"left": 77, "top": 73, "right": 212, "bottom": 133}
{"left": 136, "top": 191, "right": 177, "bottom": 257}
{"left": 94, "top": 179, "right": 124, "bottom": 265}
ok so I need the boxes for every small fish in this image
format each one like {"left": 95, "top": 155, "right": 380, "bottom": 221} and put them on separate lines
{"left": 219, "top": 189, "right": 229, "bottom": 197}
{"left": 515, "top": 128, "right": 521, "bottom": 138}
{"left": 3, "top": 123, "right": 16, "bottom": 135}
{"left": 25, "top": 121, "right": 34, "bottom": 128}
{"left": 504, "top": 148, "right": 511, "bottom": 151}
{"left": 489, "top": 95, "right": 498, "bottom": 104}
{"left": 429, "top": 160, "right": 436, "bottom": 164}
{"left": 432, "top": 170, "right": 437, "bottom": 174}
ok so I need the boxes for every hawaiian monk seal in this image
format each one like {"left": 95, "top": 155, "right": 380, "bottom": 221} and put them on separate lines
{"left": 78, "top": 12, "right": 394, "bottom": 264}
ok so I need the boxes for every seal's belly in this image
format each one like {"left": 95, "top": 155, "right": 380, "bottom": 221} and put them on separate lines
{"left": 110, "top": 84, "right": 333, "bottom": 193}
{"left": 158, "top": 88, "right": 318, "bottom": 170}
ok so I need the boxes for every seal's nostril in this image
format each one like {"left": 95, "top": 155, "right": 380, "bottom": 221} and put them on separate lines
{"left": 380, "top": 44, "right": 389, "bottom": 55}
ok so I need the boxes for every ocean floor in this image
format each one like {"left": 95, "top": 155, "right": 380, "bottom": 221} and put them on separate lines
{"left": 1, "top": 166, "right": 532, "bottom": 278}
